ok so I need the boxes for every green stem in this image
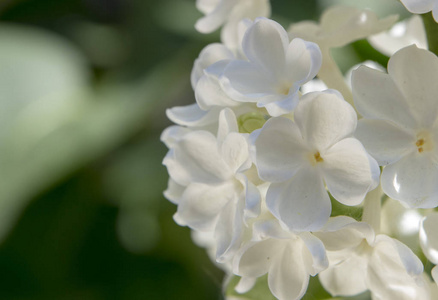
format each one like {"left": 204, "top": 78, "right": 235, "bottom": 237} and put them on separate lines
{"left": 361, "top": 184, "right": 383, "bottom": 234}
{"left": 422, "top": 13, "right": 438, "bottom": 56}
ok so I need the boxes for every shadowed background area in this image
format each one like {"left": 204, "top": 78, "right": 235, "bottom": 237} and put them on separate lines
{"left": 0, "top": 0, "right": 407, "bottom": 299}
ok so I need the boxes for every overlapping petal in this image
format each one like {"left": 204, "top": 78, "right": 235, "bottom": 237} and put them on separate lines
{"left": 255, "top": 117, "right": 306, "bottom": 182}
{"left": 322, "top": 138, "right": 380, "bottom": 206}
{"left": 356, "top": 119, "right": 416, "bottom": 166}
{"left": 294, "top": 91, "right": 357, "bottom": 152}
{"left": 266, "top": 166, "right": 331, "bottom": 232}
{"left": 381, "top": 152, "right": 438, "bottom": 208}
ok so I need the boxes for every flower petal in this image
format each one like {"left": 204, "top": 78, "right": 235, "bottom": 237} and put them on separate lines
{"left": 174, "top": 181, "right": 237, "bottom": 231}
{"left": 233, "top": 239, "right": 284, "bottom": 278}
{"left": 268, "top": 243, "right": 309, "bottom": 300}
{"left": 255, "top": 117, "right": 307, "bottom": 182}
{"left": 295, "top": 91, "right": 357, "bottom": 152}
{"left": 352, "top": 65, "right": 417, "bottom": 130}
{"left": 400, "top": 0, "right": 434, "bottom": 14}
{"left": 221, "top": 132, "right": 250, "bottom": 175}
{"left": 381, "top": 152, "right": 438, "bottom": 208}
{"left": 319, "top": 254, "right": 368, "bottom": 297}
{"left": 388, "top": 45, "right": 438, "bottom": 128}
{"left": 322, "top": 138, "right": 380, "bottom": 206}
{"left": 166, "top": 103, "right": 219, "bottom": 127}
{"left": 285, "top": 38, "right": 321, "bottom": 84}
{"left": 242, "top": 18, "right": 288, "bottom": 78}
{"left": 419, "top": 213, "right": 438, "bottom": 264}
{"left": 266, "top": 166, "right": 331, "bottom": 232}
{"left": 356, "top": 119, "right": 416, "bottom": 166}
{"left": 221, "top": 60, "right": 277, "bottom": 102}
{"left": 299, "top": 232, "right": 328, "bottom": 275}
{"left": 168, "top": 131, "right": 232, "bottom": 185}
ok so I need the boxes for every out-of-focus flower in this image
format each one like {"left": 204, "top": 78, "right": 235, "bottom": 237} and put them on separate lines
{"left": 353, "top": 45, "right": 438, "bottom": 208}
{"left": 419, "top": 213, "right": 438, "bottom": 285}
{"left": 369, "top": 15, "right": 428, "bottom": 57}
{"left": 254, "top": 90, "right": 379, "bottom": 231}
{"left": 400, "top": 0, "right": 438, "bottom": 22}
{"left": 288, "top": 6, "right": 397, "bottom": 104}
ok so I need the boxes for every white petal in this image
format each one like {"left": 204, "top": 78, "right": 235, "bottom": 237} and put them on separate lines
{"left": 234, "top": 239, "right": 283, "bottom": 278}
{"left": 255, "top": 117, "right": 307, "bottom": 182}
{"left": 268, "top": 243, "right": 309, "bottom": 300}
{"left": 401, "top": 0, "right": 434, "bottom": 14}
{"left": 285, "top": 38, "right": 321, "bottom": 84}
{"left": 432, "top": 266, "right": 438, "bottom": 285}
{"left": 419, "top": 213, "right": 438, "bottom": 264}
{"left": 381, "top": 152, "right": 438, "bottom": 208}
{"left": 217, "top": 108, "right": 238, "bottom": 143}
{"left": 242, "top": 18, "right": 288, "bottom": 78}
{"left": 356, "top": 119, "right": 416, "bottom": 166}
{"left": 319, "top": 255, "right": 368, "bottom": 296}
{"left": 195, "top": 69, "right": 239, "bottom": 111}
{"left": 295, "top": 91, "right": 357, "bottom": 152}
{"left": 315, "top": 217, "right": 375, "bottom": 251}
{"left": 299, "top": 232, "right": 328, "bottom": 275}
{"left": 169, "top": 131, "right": 232, "bottom": 185}
{"left": 191, "top": 43, "right": 234, "bottom": 89}
{"left": 352, "top": 65, "right": 417, "bottom": 130}
{"left": 166, "top": 103, "right": 218, "bottom": 127}
{"left": 221, "top": 60, "right": 277, "bottom": 102}
{"left": 262, "top": 93, "right": 299, "bottom": 117}
{"left": 215, "top": 194, "right": 244, "bottom": 262}
{"left": 195, "top": 0, "right": 234, "bottom": 33}
{"left": 322, "top": 138, "right": 380, "bottom": 206}
{"left": 266, "top": 167, "right": 331, "bottom": 232}
{"left": 160, "top": 125, "right": 191, "bottom": 148}
{"left": 221, "top": 132, "right": 250, "bottom": 175}
{"left": 388, "top": 45, "right": 438, "bottom": 128}
{"left": 163, "top": 178, "right": 185, "bottom": 204}
{"left": 235, "top": 277, "right": 257, "bottom": 294}
{"left": 368, "top": 235, "right": 424, "bottom": 300}
{"left": 175, "top": 181, "right": 237, "bottom": 231}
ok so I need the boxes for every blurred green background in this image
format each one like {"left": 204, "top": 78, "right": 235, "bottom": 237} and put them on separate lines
{"left": 0, "top": 0, "right": 407, "bottom": 299}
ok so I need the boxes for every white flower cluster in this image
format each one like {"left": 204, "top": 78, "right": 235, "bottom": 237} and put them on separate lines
{"left": 162, "top": 2, "right": 438, "bottom": 299}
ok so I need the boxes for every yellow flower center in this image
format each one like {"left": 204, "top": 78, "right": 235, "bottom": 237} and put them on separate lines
{"left": 415, "top": 131, "right": 434, "bottom": 153}
{"left": 308, "top": 151, "right": 324, "bottom": 166}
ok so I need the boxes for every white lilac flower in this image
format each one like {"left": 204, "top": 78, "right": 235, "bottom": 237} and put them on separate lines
{"left": 369, "top": 15, "right": 428, "bottom": 57}
{"left": 233, "top": 218, "right": 328, "bottom": 300}
{"left": 352, "top": 45, "right": 438, "bottom": 208}
{"left": 254, "top": 90, "right": 379, "bottom": 231}
{"left": 315, "top": 217, "right": 429, "bottom": 300}
{"left": 162, "top": 108, "right": 260, "bottom": 261}
{"left": 419, "top": 213, "right": 438, "bottom": 285}
{"left": 221, "top": 18, "right": 322, "bottom": 117}
{"left": 400, "top": 0, "right": 438, "bottom": 22}
{"left": 195, "top": 0, "right": 271, "bottom": 49}
{"left": 288, "top": 6, "right": 397, "bottom": 104}
{"left": 167, "top": 20, "right": 264, "bottom": 131}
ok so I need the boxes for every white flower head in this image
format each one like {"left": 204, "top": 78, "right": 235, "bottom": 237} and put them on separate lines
{"left": 233, "top": 219, "right": 328, "bottom": 300}
{"left": 163, "top": 108, "right": 260, "bottom": 261}
{"left": 353, "top": 45, "right": 438, "bottom": 208}
{"left": 315, "top": 217, "right": 429, "bottom": 300}
{"left": 221, "top": 18, "right": 322, "bottom": 117}
{"left": 254, "top": 90, "right": 379, "bottom": 232}
{"left": 400, "top": 0, "right": 438, "bottom": 22}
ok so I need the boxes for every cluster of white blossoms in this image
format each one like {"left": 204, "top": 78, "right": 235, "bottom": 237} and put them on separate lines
{"left": 162, "top": 1, "right": 438, "bottom": 299}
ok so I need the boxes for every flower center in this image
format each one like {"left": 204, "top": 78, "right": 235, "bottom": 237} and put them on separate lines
{"left": 415, "top": 131, "right": 433, "bottom": 153}
{"left": 276, "top": 82, "right": 292, "bottom": 95}
{"left": 307, "top": 151, "right": 324, "bottom": 166}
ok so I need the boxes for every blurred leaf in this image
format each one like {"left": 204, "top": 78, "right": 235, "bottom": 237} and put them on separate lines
{"left": 0, "top": 23, "right": 193, "bottom": 243}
